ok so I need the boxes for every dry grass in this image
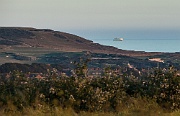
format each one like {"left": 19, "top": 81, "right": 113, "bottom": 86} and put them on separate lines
{"left": 0, "top": 105, "right": 179, "bottom": 116}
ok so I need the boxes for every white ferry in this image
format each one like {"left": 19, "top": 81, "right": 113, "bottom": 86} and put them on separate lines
{"left": 113, "top": 38, "right": 123, "bottom": 41}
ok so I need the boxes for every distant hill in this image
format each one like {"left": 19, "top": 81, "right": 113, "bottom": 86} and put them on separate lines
{"left": 0, "top": 27, "right": 160, "bottom": 56}
{"left": 1, "top": 27, "right": 180, "bottom": 68}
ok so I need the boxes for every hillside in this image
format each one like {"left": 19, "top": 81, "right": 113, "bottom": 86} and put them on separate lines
{"left": 0, "top": 27, "right": 180, "bottom": 68}
{"left": 0, "top": 27, "right": 161, "bottom": 55}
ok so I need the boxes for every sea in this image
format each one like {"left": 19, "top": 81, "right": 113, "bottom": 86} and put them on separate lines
{"left": 72, "top": 29, "right": 180, "bottom": 53}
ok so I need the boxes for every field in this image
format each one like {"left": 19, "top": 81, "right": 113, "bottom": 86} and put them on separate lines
{"left": 0, "top": 46, "right": 60, "bottom": 64}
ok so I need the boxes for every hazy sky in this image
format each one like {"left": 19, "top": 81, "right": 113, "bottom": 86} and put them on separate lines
{"left": 1, "top": 0, "right": 180, "bottom": 31}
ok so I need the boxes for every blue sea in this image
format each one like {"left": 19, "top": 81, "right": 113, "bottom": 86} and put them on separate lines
{"left": 72, "top": 29, "right": 180, "bottom": 53}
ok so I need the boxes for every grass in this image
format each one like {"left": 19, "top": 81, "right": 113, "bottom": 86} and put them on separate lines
{"left": 0, "top": 100, "right": 179, "bottom": 116}
{"left": 0, "top": 107, "right": 180, "bottom": 116}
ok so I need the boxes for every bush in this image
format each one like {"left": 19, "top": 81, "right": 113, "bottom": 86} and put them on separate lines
{"left": 0, "top": 67, "right": 179, "bottom": 115}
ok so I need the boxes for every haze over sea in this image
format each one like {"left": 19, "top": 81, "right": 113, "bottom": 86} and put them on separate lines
{"left": 1, "top": 0, "right": 180, "bottom": 53}
{"left": 71, "top": 29, "right": 180, "bottom": 53}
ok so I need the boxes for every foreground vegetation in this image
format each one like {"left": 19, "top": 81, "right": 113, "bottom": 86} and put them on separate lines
{"left": 0, "top": 65, "right": 180, "bottom": 115}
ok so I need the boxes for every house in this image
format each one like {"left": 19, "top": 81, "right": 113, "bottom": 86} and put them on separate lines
{"left": 87, "top": 68, "right": 103, "bottom": 78}
{"left": 28, "top": 73, "right": 45, "bottom": 80}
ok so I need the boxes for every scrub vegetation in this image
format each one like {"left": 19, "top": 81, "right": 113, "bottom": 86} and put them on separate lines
{"left": 0, "top": 63, "right": 180, "bottom": 116}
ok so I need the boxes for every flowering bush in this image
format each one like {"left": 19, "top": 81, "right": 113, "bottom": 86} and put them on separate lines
{"left": 0, "top": 67, "right": 179, "bottom": 114}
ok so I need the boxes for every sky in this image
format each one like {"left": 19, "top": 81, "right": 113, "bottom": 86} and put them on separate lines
{"left": 0, "top": 0, "right": 180, "bottom": 52}
{"left": 1, "top": 0, "right": 180, "bottom": 30}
